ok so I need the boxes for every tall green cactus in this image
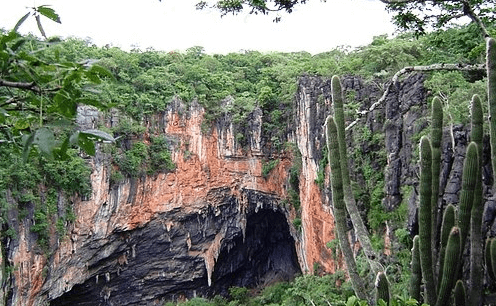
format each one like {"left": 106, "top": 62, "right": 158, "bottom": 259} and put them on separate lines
{"left": 436, "top": 226, "right": 461, "bottom": 306}
{"left": 418, "top": 136, "right": 437, "bottom": 305}
{"left": 430, "top": 96, "right": 443, "bottom": 263}
{"left": 454, "top": 280, "right": 466, "bottom": 306}
{"left": 326, "top": 116, "right": 368, "bottom": 302}
{"left": 457, "top": 142, "right": 478, "bottom": 251}
{"left": 375, "top": 272, "right": 390, "bottom": 305}
{"left": 487, "top": 38, "right": 496, "bottom": 187}
{"left": 410, "top": 235, "right": 421, "bottom": 301}
{"left": 437, "top": 204, "right": 456, "bottom": 291}
{"left": 491, "top": 238, "right": 496, "bottom": 281}
{"left": 469, "top": 95, "right": 484, "bottom": 306}
{"left": 331, "top": 76, "right": 378, "bottom": 268}
{"left": 486, "top": 237, "right": 496, "bottom": 281}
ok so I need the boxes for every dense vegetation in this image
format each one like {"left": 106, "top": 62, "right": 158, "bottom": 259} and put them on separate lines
{"left": 1, "top": 12, "right": 495, "bottom": 304}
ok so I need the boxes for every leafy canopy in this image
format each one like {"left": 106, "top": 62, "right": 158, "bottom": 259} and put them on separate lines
{"left": 196, "top": 0, "right": 495, "bottom": 36}
{"left": 0, "top": 6, "right": 115, "bottom": 160}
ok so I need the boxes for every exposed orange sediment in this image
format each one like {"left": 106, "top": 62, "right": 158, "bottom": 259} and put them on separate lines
{"left": 14, "top": 101, "right": 338, "bottom": 305}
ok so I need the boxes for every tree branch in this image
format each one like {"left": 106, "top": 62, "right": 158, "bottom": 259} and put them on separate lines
{"left": 0, "top": 97, "right": 24, "bottom": 108}
{"left": 0, "top": 79, "right": 41, "bottom": 93}
{"left": 461, "top": 0, "right": 490, "bottom": 38}
{"left": 0, "top": 79, "right": 61, "bottom": 94}
{"left": 345, "top": 63, "right": 485, "bottom": 131}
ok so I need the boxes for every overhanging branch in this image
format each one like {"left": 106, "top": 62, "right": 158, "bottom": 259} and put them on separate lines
{"left": 345, "top": 63, "right": 485, "bottom": 131}
{"left": 0, "top": 79, "right": 41, "bottom": 93}
{"left": 0, "top": 79, "right": 61, "bottom": 94}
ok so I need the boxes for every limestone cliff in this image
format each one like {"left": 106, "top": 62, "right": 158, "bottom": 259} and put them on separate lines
{"left": 6, "top": 74, "right": 494, "bottom": 306}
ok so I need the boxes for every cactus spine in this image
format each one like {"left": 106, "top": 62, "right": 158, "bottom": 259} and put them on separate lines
{"left": 331, "top": 76, "right": 377, "bottom": 268}
{"left": 410, "top": 235, "right": 421, "bottom": 301}
{"left": 436, "top": 226, "right": 461, "bottom": 306}
{"left": 470, "top": 94, "right": 484, "bottom": 306}
{"left": 375, "top": 272, "right": 390, "bottom": 305}
{"left": 326, "top": 116, "right": 368, "bottom": 302}
{"left": 419, "top": 136, "right": 436, "bottom": 305}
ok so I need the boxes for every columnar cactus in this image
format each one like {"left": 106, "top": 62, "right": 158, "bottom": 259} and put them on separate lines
{"left": 410, "top": 235, "right": 421, "bottom": 301}
{"left": 430, "top": 96, "right": 443, "bottom": 258}
{"left": 490, "top": 238, "right": 496, "bottom": 281}
{"left": 454, "top": 280, "right": 466, "bottom": 306}
{"left": 331, "top": 76, "right": 377, "bottom": 268}
{"left": 326, "top": 116, "right": 368, "bottom": 302}
{"left": 436, "top": 227, "right": 461, "bottom": 306}
{"left": 457, "top": 142, "right": 478, "bottom": 252}
{"left": 486, "top": 237, "right": 496, "bottom": 281}
{"left": 487, "top": 38, "right": 496, "bottom": 185}
{"left": 437, "top": 204, "right": 456, "bottom": 290}
{"left": 375, "top": 272, "right": 390, "bottom": 305}
{"left": 470, "top": 95, "right": 484, "bottom": 306}
{"left": 418, "top": 136, "right": 437, "bottom": 305}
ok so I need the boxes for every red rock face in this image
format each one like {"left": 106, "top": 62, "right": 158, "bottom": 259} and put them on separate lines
{"left": 10, "top": 97, "right": 338, "bottom": 305}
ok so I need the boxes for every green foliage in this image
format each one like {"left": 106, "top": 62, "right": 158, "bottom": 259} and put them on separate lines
{"left": 262, "top": 159, "right": 279, "bottom": 179}
{"left": 424, "top": 71, "right": 487, "bottom": 125}
{"left": 292, "top": 218, "right": 301, "bottom": 232}
{"left": 314, "top": 145, "right": 328, "bottom": 189}
{"left": 148, "top": 136, "right": 175, "bottom": 174}
{"left": 285, "top": 143, "right": 302, "bottom": 214}
{"left": 110, "top": 120, "right": 175, "bottom": 179}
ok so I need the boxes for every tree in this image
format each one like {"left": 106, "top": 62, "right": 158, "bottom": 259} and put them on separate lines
{"left": 195, "top": 0, "right": 314, "bottom": 20}
{"left": 0, "top": 6, "right": 115, "bottom": 159}
{"left": 197, "top": 0, "right": 494, "bottom": 36}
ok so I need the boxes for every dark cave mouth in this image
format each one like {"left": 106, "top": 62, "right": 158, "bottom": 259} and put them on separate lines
{"left": 49, "top": 207, "right": 301, "bottom": 305}
{"left": 210, "top": 208, "right": 302, "bottom": 296}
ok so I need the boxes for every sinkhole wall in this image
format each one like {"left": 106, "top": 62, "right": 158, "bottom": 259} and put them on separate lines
{"left": 7, "top": 74, "right": 477, "bottom": 306}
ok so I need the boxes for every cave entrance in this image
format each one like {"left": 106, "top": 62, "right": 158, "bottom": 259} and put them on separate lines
{"left": 48, "top": 195, "right": 301, "bottom": 305}
{"left": 209, "top": 208, "right": 301, "bottom": 296}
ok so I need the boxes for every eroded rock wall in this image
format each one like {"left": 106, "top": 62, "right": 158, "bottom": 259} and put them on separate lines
{"left": 9, "top": 73, "right": 491, "bottom": 306}
{"left": 7, "top": 97, "right": 305, "bottom": 306}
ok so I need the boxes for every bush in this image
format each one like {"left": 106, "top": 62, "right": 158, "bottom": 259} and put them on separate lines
{"left": 262, "top": 159, "right": 280, "bottom": 179}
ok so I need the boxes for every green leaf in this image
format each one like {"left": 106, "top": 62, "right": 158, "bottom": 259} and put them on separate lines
{"left": 78, "top": 133, "right": 96, "bottom": 156}
{"left": 83, "top": 70, "right": 102, "bottom": 84}
{"left": 69, "top": 131, "right": 80, "bottom": 145}
{"left": 88, "top": 64, "right": 115, "bottom": 81}
{"left": 33, "top": 128, "right": 55, "bottom": 156}
{"left": 22, "top": 133, "right": 35, "bottom": 162}
{"left": 347, "top": 296, "right": 358, "bottom": 306}
{"left": 37, "top": 6, "right": 61, "bottom": 23}
{"left": 35, "top": 14, "right": 46, "bottom": 39}
{"left": 80, "top": 129, "right": 115, "bottom": 142}
{"left": 14, "top": 118, "right": 31, "bottom": 130}
{"left": 10, "top": 38, "right": 27, "bottom": 52}
{"left": 63, "top": 70, "right": 82, "bottom": 87}
{"left": 54, "top": 89, "right": 76, "bottom": 117}
{"left": 0, "top": 31, "right": 19, "bottom": 47}
{"left": 53, "top": 135, "right": 70, "bottom": 160}
{"left": 0, "top": 107, "right": 10, "bottom": 117}
{"left": 14, "top": 12, "right": 31, "bottom": 32}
